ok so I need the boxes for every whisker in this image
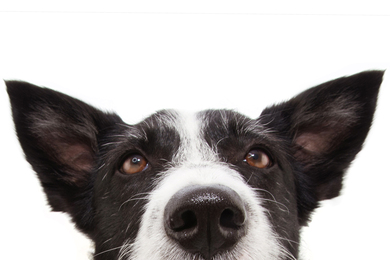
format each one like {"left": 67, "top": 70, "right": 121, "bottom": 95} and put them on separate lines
{"left": 261, "top": 198, "right": 290, "bottom": 214}
{"left": 101, "top": 141, "right": 122, "bottom": 147}
{"left": 102, "top": 238, "right": 113, "bottom": 245}
{"left": 280, "top": 247, "right": 298, "bottom": 260}
{"left": 118, "top": 192, "right": 151, "bottom": 211}
{"left": 97, "top": 163, "right": 106, "bottom": 171}
{"left": 275, "top": 235, "right": 300, "bottom": 246}
{"left": 93, "top": 246, "right": 124, "bottom": 257}
{"left": 252, "top": 188, "right": 290, "bottom": 213}
{"left": 252, "top": 188, "right": 277, "bottom": 201}
{"left": 125, "top": 222, "right": 132, "bottom": 235}
{"left": 118, "top": 239, "right": 133, "bottom": 260}
{"left": 102, "top": 172, "right": 109, "bottom": 181}
{"left": 216, "top": 136, "right": 228, "bottom": 147}
{"left": 246, "top": 172, "right": 254, "bottom": 184}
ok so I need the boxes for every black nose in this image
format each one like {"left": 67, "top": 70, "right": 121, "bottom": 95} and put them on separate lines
{"left": 164, "top": 185, "right": 247, "bottom": 260}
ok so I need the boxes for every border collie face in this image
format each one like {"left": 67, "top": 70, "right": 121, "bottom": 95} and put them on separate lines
{"left": 6, "top": 71, "right": 383, "bottom": 260}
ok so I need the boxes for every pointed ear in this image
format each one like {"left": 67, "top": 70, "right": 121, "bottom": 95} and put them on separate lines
{"left": 6, "top": 81, "right": 122, "bottom": 233}
{"left": 259, "top": 71, "right": 383, "bottom": 223}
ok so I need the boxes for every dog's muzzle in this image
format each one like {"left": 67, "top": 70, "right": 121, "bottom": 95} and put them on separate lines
{"left": 164, "top": 184, "right": 247, "bottom": 259}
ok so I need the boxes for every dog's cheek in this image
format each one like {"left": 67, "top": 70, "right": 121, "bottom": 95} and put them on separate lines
{"left": 239, "top": 165, "right": 301, "bottom": 255}
{"left": 92, "top": 171, "right": 156, "bottom": 257}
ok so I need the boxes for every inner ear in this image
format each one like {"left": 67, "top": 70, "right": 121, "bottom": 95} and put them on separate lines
{"left": 293, "top": 123, "right": 351, "bottom": 164}
{"left": 50, "top": 139, "right": 95, "bottom": 183}
{"left": 293, "top": 124, "right": 351, "bottom": 201}
{"left": 295, "top": 129, "right": 333, "bottom": 155}
{"left": 59, "top": 143, "right": 94, "bottom": 172}
{"left": 29, "top": 109, "right": 99, "bottom": 186}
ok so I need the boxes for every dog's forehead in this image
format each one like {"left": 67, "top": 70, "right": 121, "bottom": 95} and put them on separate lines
{"left": 140, "top": 109, "right": 216, "bottom": 163}
{"left": 137, "top": 109, "right": 262, "bottom": 163}
{"left": 141, "top": 109, "right": 253, "bottom": 133}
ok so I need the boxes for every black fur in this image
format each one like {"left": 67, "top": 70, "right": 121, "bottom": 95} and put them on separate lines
{"left": 6, "top": 71, "right": 383, "bottom": 259}
{"left": 260, "top": 71, "right": 383, "bottom": 225}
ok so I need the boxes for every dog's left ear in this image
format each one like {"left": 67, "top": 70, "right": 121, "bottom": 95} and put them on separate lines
{"left": 6, "top": 81, "right": 123, "bottom": 234}
{"left": 259, "top": 71, "right": 384, "bottom": 224}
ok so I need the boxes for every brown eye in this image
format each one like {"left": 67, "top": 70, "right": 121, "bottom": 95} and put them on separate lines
{"left": 244, "top": 149, "right": 272, "bottom": 169}
{"left": 120, "top": 154, "right": 148, "bottom": 174}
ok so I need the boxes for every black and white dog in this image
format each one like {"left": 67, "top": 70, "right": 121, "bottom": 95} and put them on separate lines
{"left": 6, "top": 71, "right": 383, "bottom": 260}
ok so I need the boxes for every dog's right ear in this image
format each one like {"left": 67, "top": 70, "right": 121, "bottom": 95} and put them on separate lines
{"left": 259, "top": 71, "right": 383, "bottom": 225}
{"left": 6, "top": 81, "right": 122, "bottom": 234}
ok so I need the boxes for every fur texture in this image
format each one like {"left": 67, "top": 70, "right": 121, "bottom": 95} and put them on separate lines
{"left": 6, "top": 71, "right": 383, "bottom": 259}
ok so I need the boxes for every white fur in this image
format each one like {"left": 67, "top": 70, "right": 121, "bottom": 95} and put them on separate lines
{"left": 118, "top": 111, "right": 290, "bottom": 260}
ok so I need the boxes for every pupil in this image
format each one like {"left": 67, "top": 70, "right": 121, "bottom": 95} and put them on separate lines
{"left": 132, "top": 157, "right": 141, "bottom": 164}
{"left": 250, "top": 152, "right": 259, "bottom": 160}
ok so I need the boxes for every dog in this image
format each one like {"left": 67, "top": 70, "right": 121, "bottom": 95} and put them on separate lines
{"left": 6, "top": 71, "right": 383, "bottom": 260}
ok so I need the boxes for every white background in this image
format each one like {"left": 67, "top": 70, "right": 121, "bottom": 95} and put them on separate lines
{"left": 1, "top": 1, "right": 389, "bottom": 259}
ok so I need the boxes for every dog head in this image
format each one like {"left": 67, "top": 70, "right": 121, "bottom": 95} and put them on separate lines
{"left": 6, "top": 71, "right": 383, "bottom": 259}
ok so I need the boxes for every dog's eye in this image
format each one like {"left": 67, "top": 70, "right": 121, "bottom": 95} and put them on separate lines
{"left": 120, "top": 154, "right": 148, "bottom": 174}
{"left": 244, "top": 149, "right": 272, "bottom": 169}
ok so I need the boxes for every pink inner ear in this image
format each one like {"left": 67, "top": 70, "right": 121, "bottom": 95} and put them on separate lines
{"left": 295, "top": 132, "right": 329, "bottom": 155}
{"left": 58, "top": 143, "right": 94, "bottom": 172}
{"left": 294, "top": 127, "right": 339, "bottom": 156}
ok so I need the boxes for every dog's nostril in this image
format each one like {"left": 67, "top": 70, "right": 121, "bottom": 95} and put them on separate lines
{"left": 220, "top": 208, "right": 245, "bottom": 229}
{"left": 164, "top": 185, "right": 247, "bottom": 259}
{"left": 170, "top": 210, "right": 197, "bottom": 232}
